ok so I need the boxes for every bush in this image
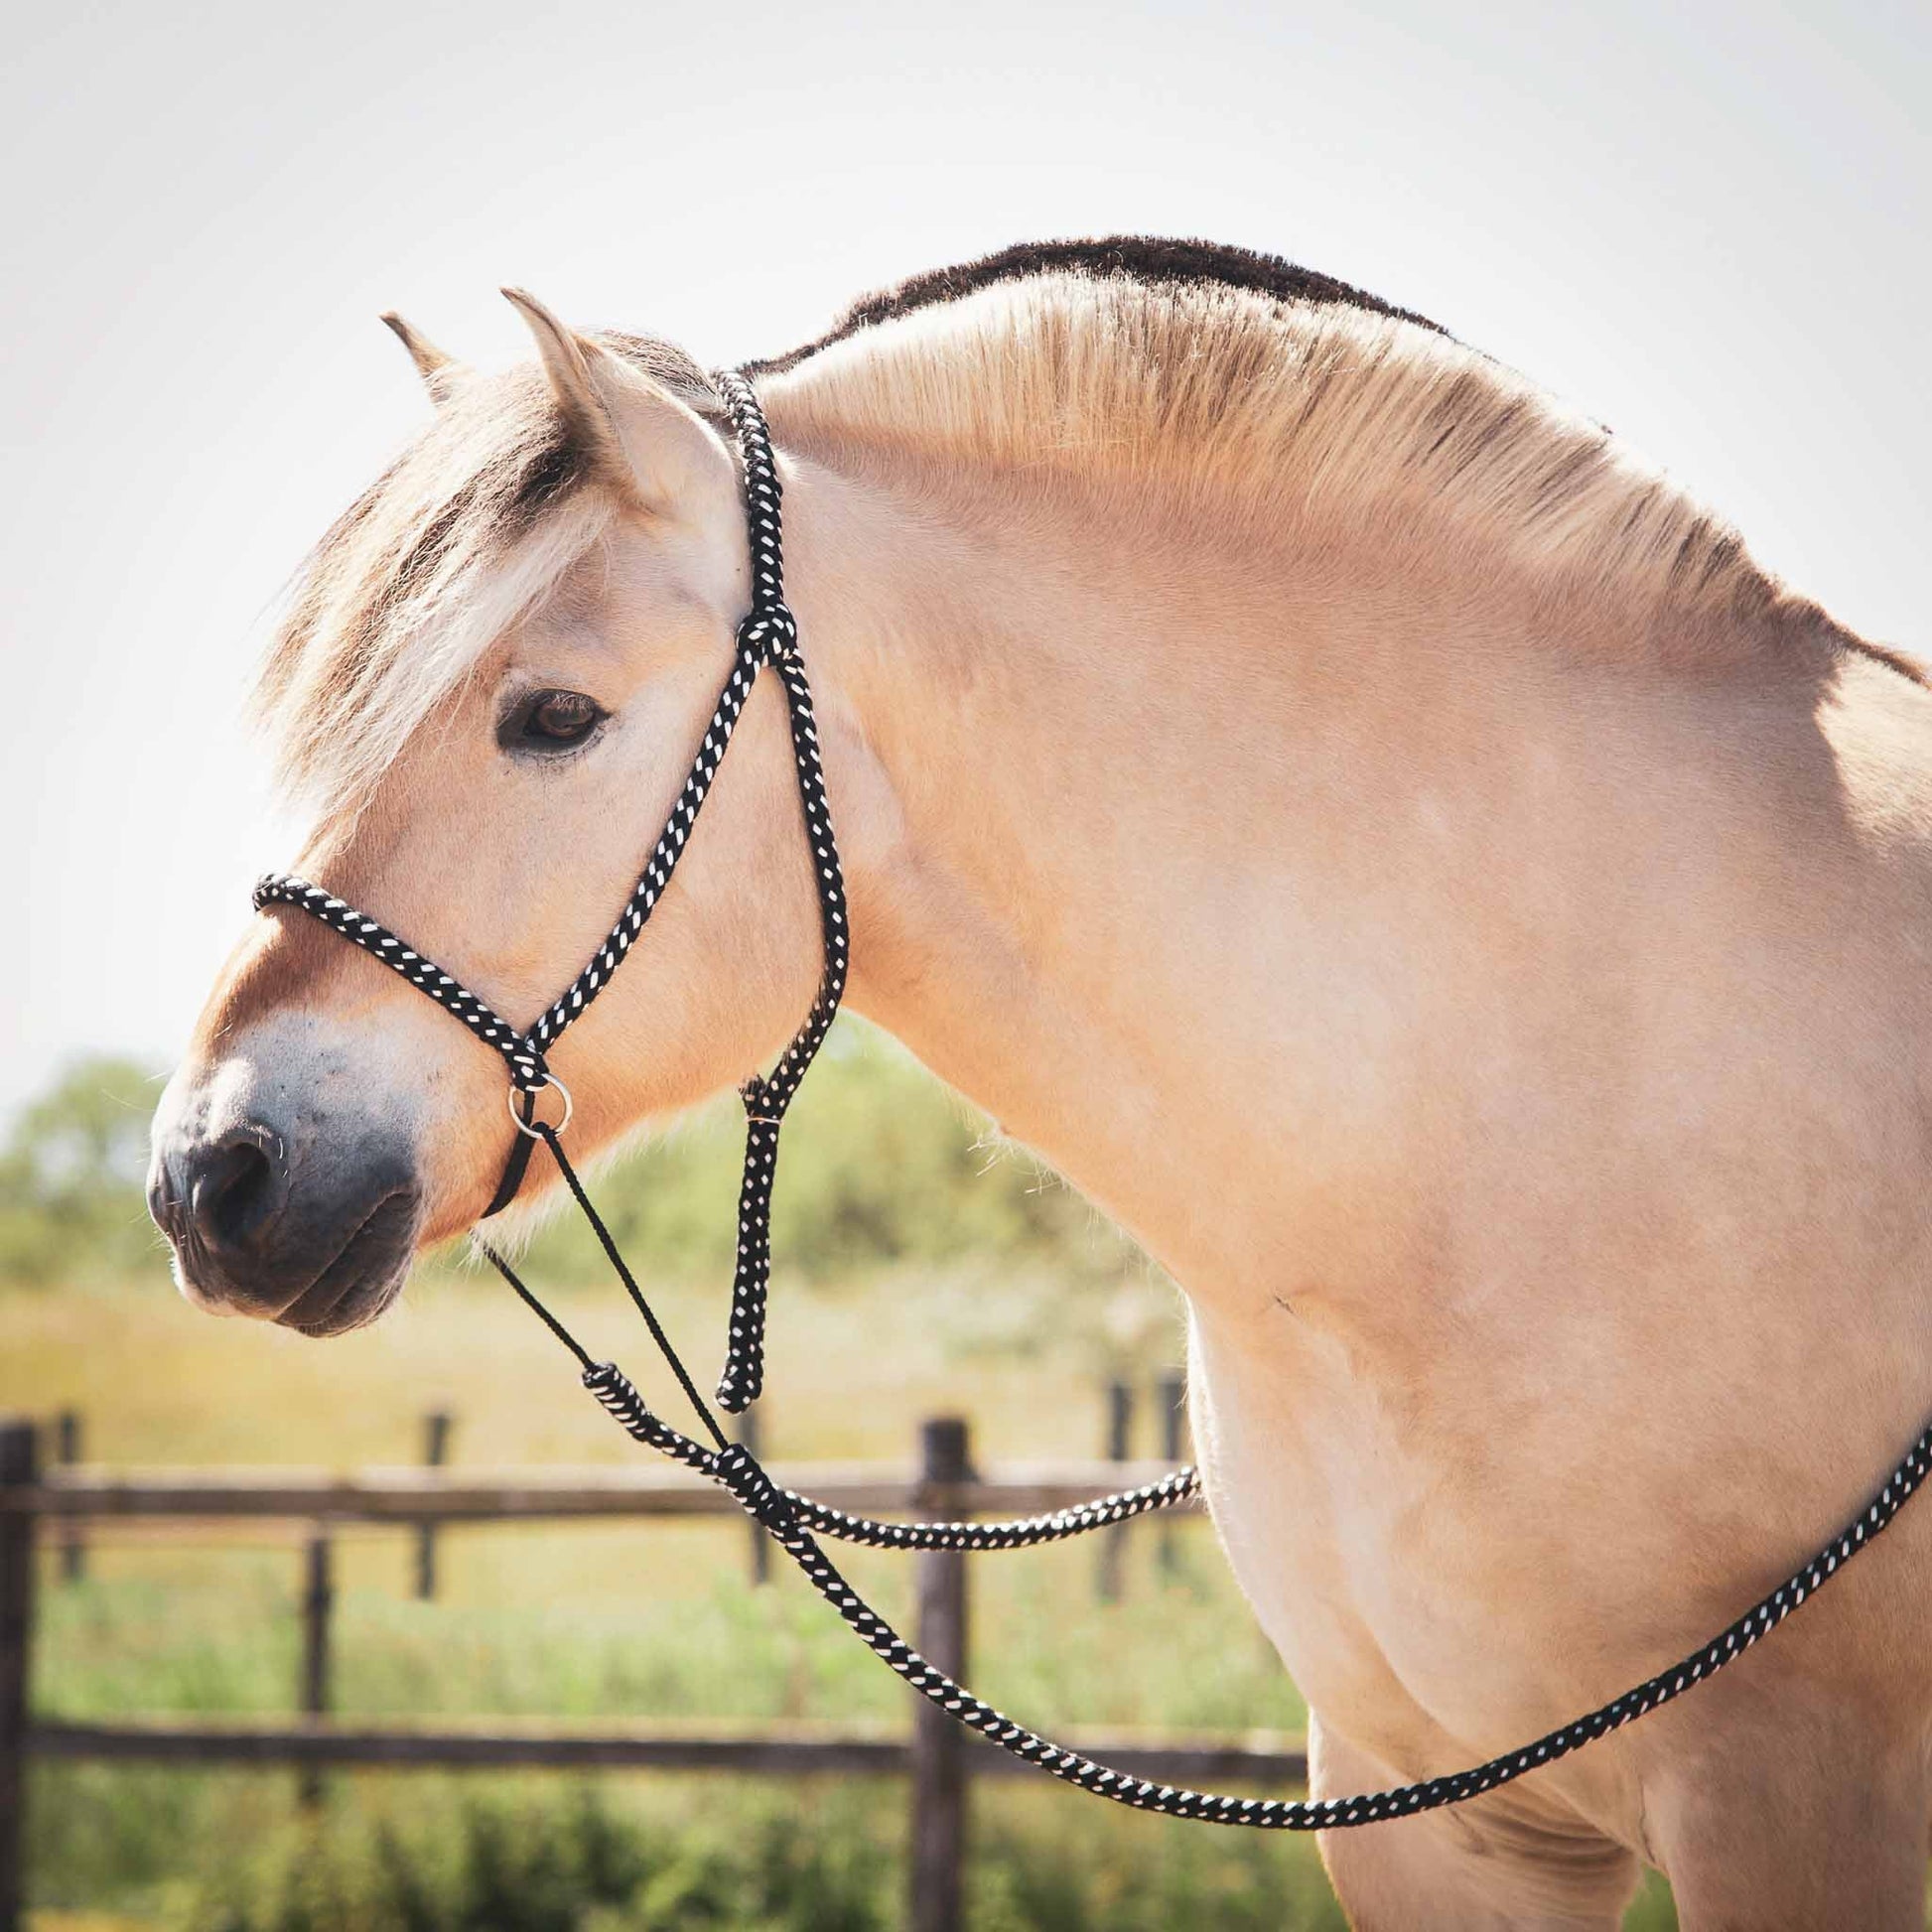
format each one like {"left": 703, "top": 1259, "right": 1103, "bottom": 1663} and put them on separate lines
{"left": 513, "top": 1021, "right": 1136, "bottom": 1288}
{"left": 32, "top": 1768, "right": 1365, "bottom": 1932}
{"left": 0, "top": 1053, "right": 162, "bottom": 1284}
{"left": 0, "top": 1027, "right": 1139, "bottom": 1290}
{"left": 162, "top": 1780, "right": 897, "bottom": 1932}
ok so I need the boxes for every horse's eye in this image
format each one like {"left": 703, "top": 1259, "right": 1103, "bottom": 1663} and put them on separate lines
{"left": 501, "top": 689, "right": 606, "bottom": 752}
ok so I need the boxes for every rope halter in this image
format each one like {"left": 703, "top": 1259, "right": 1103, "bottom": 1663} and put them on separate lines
{"left": 248, "top": 364, "right": 1932, "bottom": 1834}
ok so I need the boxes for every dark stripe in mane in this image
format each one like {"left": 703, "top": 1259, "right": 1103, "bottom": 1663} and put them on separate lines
{"left": 745, "top": 234, "right": 1450, "bottom": 378}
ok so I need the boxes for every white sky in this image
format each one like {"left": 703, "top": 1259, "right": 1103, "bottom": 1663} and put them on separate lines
{"left": 3, "top": 0, "right": 1925, "bottom": 1124}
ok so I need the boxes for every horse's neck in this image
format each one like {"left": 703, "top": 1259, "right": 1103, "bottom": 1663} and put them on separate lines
{"left": 788, "top": 443, "right": 1692, "bottom": 1326}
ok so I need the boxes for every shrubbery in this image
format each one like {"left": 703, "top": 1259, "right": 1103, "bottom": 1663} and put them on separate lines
{"left": 514, "top": 1021, "right": 1135, "bottom": 1288}
{"left": 0, "top": 1053, "right": 160, "bottom": 1284}
{"left": 0, "top": 1025, "right": 1138, "bottom": 1289}
{"left": 33, "top": 1768, "right": 1351, "bottom": 1932}
{"left": 179, "top": 1783, "right": 897, "bottom": 1932}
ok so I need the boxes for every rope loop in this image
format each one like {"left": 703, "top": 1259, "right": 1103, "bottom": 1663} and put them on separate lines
{"left": 739, "top": 1074, "right": 786, "bottom": 1127}
{"left": 507, "top": 1072, "right": 570, "bottom": 1130}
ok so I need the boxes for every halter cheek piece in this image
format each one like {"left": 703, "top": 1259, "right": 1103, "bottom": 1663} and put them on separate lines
{"left": 251, "top": 370, "right": 1932, "bottom": 1832}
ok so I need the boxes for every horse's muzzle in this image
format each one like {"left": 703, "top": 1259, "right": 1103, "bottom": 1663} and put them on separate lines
{"left": 148, "top": 1062, "right": 423, "bottom": 1335}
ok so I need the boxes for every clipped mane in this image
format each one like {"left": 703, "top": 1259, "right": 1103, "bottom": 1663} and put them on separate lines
{"left": 258, "top": 235, "right": 1801, "bottom": 812}
{"left": 759, "top": 237, "right": 1778, "bottom": 632}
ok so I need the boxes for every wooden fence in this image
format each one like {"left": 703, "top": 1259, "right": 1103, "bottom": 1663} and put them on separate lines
{"left": 0, "top": 1407, "right": 1308, "bottom": 1932}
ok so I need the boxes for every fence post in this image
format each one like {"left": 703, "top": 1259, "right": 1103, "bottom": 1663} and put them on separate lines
{"left": 1158, "top": 1373, "right": 1186, "bottom": 1579}
{"left": 55, "top": 1413, "right": 82, "bottom": 1587}
{"left": 1, "top": 1419, "right": 39, "bottom": 1932}
{"left": 299, "top": 1527, "right": 334, "bottom": 1807}
{"left": 414, "top": 1412, "right": 452, "bottom": 1600}
{"left": 1097, "top": 1379, "right": 1133, "bottom": 1602}
{"left": 909, "top": 1417, "right": 970, "bottom": 1932}
{"left": 737, "top": 1409, "right": 770, "bottom": 1587}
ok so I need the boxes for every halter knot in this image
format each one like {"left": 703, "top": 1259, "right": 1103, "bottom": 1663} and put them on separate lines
{"left": 737, "top": 602, "right": 799, "bottom": 666}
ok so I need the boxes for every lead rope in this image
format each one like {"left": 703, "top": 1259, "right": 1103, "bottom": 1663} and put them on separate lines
{"left": 477, "top": 1130, "right": 1199, "bottom": 1547}
{"left": 476, "top": 1152, "right": 1932, "bottom": 1830}
{"left": 253, "top": 368, "right": 1932, "bottom": 1832}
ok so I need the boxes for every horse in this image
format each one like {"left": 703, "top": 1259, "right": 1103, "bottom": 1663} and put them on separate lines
{"left": 148, "top": 237, "right": 1932, "bottom": 1928}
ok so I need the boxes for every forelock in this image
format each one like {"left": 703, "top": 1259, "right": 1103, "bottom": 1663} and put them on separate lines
{"left": 254, "top": 360, "right": 620, "bottom": 819}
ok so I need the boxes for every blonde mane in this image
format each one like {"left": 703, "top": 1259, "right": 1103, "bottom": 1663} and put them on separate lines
{"left": 259, "top": 241, "right": 1794, "bottom": 815}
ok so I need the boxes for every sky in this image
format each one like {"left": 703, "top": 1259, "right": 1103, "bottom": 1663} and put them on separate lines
{"left": 2, "top": 0, "right": 1926, "bottom": 1125}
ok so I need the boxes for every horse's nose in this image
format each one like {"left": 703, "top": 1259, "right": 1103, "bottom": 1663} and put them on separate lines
{"left": 149, "top": 1042, "right": 426, "bottom": 1335}
{"left": 192, "top": 1129, "right": 290, "bottom": 1262}
{"left": 150, "top": 1125, "right": 292, "bottom": 1277}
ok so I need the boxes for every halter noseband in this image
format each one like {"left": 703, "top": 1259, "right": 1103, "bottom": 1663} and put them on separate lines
{"left": 254, "top": 369, "right": 845, "bottom": 1413}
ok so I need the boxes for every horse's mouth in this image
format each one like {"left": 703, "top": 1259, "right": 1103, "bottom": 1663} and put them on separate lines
{"left": 274, "top": 1191, "right": 420, "bottom": 1337}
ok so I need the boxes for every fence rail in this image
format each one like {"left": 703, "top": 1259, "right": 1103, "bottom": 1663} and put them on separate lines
{"left": 3, "top": 1458, "right": 1193, "bottom": 1523}
{"left": 28, "top": 1716, "right": 1308, "bottom": 1784}
{"left": 0, "top": 1403, "right": 1299, "bottom": 1932}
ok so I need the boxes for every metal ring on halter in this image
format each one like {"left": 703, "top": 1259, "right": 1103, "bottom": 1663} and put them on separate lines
{"left": 508, "top": 1075, "right": 573, "bottom": 1139}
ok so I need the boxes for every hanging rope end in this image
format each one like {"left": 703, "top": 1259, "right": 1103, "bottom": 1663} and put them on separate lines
{"left": 715, "top": 1369, "right": 761, "bottom": 1415}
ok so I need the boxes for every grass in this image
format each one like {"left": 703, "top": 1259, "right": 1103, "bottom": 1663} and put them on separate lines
{"left": 6, "top": 1252, "right": 1684, "bottom": 1927}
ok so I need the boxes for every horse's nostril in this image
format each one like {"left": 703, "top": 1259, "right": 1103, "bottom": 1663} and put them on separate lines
{"left": 190, "top": 1135, "right": 287, "bottom": 1256}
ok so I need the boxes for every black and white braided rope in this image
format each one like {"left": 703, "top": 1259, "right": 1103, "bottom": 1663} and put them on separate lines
{"left": 708, "top": 371, "right": 851, "bottom": 1415}
{"left": 582, "top": 1355, "right": 1932, "bottom": 1830}
{"left": 486, "top": 1125, "right": 1204, "bottom": 1562}
{"left": 721, "top": 656, "right": 849, "bottom": 1413}
{"left": 778, "top": 1465, "right": 1201, "bottom": 1552}
{"left": 250, "top": 876, "right": 552, "bottom": 1092}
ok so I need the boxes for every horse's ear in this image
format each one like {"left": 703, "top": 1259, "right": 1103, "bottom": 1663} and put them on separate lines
{"left": 501, "top": 287, "right": 729, "bottom": 517}
{"left": 378, "top": 313, "right": 465, "bottom": 408}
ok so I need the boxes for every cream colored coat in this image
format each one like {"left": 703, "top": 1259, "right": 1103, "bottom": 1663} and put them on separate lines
{"left": 157, "top": 272, "right": 1932, "bottom": 1928}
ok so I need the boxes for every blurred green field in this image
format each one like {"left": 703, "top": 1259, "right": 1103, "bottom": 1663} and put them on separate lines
{"left": 12, "top": 1265, "right": 1345, "bottom": 1931}
{"left": 1, "top": 1040, "right": 1681, "bottom": 1928}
